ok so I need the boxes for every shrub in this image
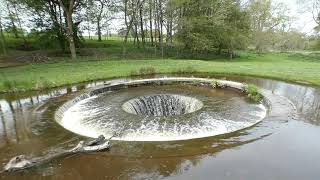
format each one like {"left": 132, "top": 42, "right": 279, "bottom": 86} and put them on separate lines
{"left": 244, "top": 84, "right": 263, "bottom": 102}
{"left": 210, "top": 80, "right": 220, "bottom": 88}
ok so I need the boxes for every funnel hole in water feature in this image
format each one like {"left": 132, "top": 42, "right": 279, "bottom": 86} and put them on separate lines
{"left": 122, "top": 94, "right": 204, "bottom": 117}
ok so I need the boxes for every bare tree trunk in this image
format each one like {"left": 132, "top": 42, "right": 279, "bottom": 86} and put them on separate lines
{"left": 58, "top": 5, "right": 66, "bottom": 51}
{"left": 6, "top": 2, "right": 19, "bottom": 38}
{"left": 48, "top": 2, "right": 66, "bottom": 52}
{"left": 13, "top": 3, "right": 27, "bottom": 46}
{"left": 97, "top": 1, "right": 105, "bottom": 42}
{"left": 134, "top": 23, "right": 140, "bottom": 47}
{"left": 88, "top": 21, "right": 91, "bottom": 39}
{"left": 139, "top": 0, "right": 145, "bottom": 47}
{"left": 123, "top": 0, "right": 134, "bottom": 57}
{"left": 218, "top": 43, "right": 222, "bottom": 55}
{"left": 66, "top": 12, "right": 77, "bottom": 59}
{"left": 59, "top": 0, "right": 77, "bottom": 59}
{"left": 0, "top": 16, "right": 7, "bottom": 55}
{"left": 149, "top": 0, "right": 154, "bottom": 46}
{"left": 158, "top": 0, "right": 164, "bottom": 58}
{"left": 97, "top": 20, "right": 102, "bottom": 41}
{"left": 86, "top": 6, "right": 91, "bottom": 40}
{"left": 153, "top": 0, "right": 159, "bottom": 56}
{"left": 228, "top": 48, "right": 234, "bottom": 60}
{"left": 156, "top": 9, "right": 160, "bottom": 43}
{"left": 166, "top": 10, "right": 173, "bottom": 44}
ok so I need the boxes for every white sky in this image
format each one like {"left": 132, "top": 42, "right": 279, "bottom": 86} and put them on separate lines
{"left": 275, "top": 0, "right": 317, "bottom": 34}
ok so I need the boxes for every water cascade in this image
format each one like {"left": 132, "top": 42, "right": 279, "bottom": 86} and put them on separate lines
{"left": 122, "top": 94, "right": 203, "bottom": 116}
{"left": 55, "top": 78, "right": 268, "bottom": 141}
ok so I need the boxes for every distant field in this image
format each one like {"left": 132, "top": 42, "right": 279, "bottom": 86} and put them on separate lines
{"left": 1, "top": 52, "right": 320, "bottom": 93}
{"left": 1, "top": 36, "right": 320, "bottom": 92}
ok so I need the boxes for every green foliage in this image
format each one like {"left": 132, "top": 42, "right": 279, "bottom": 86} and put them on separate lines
{"left": 175, "top": 0, "right": 250, "bottom": 57}
{"left": 210, "top": 80, "right": 220, "bottom": 89}
{"left": 248, "top": 0, "right": 291, "bottom": 52}
{"left": 28, "top": 29, "right": 67, "bottom": 50}
{"left": 244, "top": 84, "right": 263, "bottom": 102}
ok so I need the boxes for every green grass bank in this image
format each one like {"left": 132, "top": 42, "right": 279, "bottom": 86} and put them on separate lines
{"left": 1, "top": 52, "right": 320, "bottom": 93}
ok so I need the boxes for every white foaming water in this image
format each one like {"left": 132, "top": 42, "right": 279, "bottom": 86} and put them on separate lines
{"left": 58, "top": 97, "right": 267, "bottom": 141}
{"left": 56, "top": 78, "right": 270, "bottom": 141}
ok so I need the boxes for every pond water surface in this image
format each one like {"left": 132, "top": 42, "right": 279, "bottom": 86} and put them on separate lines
{"left": 0, "top": 75, "right": 319, "bottom": 180}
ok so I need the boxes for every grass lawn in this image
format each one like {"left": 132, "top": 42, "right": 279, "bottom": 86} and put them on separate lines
{"left": 0, "top": 52, "right": 320, "bottom": 93}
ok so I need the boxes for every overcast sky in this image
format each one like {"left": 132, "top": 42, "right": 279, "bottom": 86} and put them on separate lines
{"left": 273, "top": 0, "right": 317, "bottom": 34}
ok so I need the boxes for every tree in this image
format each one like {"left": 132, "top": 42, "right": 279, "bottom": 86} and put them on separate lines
{"left": 165, "top": 0, "right": 174, "bottom": 44}
{"left": 148, "top": 0, "right": 154, "bottom": 45}
{"left": 297, "top": 0, "right": 320, "bottom": 49}
{"left": 138, "top": 0, "right": 146, "bottom": 46}
{"left": 58, "top": 0, "right": 81, "bottom": 59}
{"left": 5, "top": 0, "right": 20, "bottom": 38}
{"left": 86, "top": 0, "right": 115, "bottom": 42}
{"left": 0, "top": 14, "right": 7, "bottom": 55}
{"left": 122, "top": 0, "right": 138, "bottom": 56}
{"left": 248, "top": 0, "right": 290, "bottom": 52}
{"left": 299, "top": 0, "right": 320, "bottom": 26}
{"left": 174, "top": 0, "right": 250, "bottom": 59}
{"left": 21, "top": 0, "right": 68, "bottom": 51}
{"left": 222, "top": 0, "right": 250, "bottom": 59}
{"left": 311, "top": 0, "right": 320, "bottom": 33}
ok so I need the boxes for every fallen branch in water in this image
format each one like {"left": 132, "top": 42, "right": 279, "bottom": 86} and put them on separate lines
{"left": 2, "top": 135, "right": 111, "bottom": 172}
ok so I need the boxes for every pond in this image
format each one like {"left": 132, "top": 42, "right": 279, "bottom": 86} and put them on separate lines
{"left": 0, "top": 74, "right": 319, "bottom": 179}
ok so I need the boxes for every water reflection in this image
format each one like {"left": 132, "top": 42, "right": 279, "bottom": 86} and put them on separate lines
{"left": 0, "top": 75, "right": 319, "bottom": 180}
{"left": 223, "top": 76, "right": 320, "bottom": 125}
{"left": 110, "top": 136, "right": 265, "bottom": 180}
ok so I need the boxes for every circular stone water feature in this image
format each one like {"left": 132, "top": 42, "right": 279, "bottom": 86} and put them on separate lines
{"left": 55, "top": 78, "right": 268, "bottom": 141}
